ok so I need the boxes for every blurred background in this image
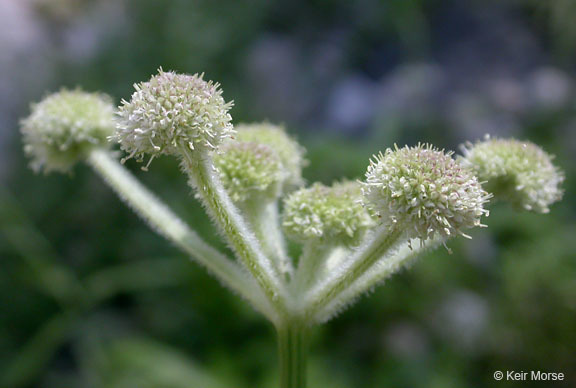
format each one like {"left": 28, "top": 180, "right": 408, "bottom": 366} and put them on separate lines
{"left": 0, "top": 0, "right": 575, "bottom": 387}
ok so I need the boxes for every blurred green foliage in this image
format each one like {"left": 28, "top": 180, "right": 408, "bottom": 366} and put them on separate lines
{"left": 1, "top": 0, "right": 575, "bottom": 387}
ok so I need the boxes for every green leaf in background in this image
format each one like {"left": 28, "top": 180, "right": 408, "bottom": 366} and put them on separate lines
{"left": 89, "top": 338, "right": 232, "bottom": 388}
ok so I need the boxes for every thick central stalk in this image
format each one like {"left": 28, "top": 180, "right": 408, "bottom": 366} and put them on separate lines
{"left": 277, "top": 321, "right": 308, "bottom": 388}
{"left": 180, "top": 148, "right": 287, "bottom": 317}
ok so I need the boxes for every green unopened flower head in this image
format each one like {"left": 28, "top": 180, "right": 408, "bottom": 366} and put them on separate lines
{"left": 283, "top": 181, "right": 374, "bottom": 245}
{"left": 362, "top": 144, "right": 490, "bottom": 241}
{"left": 235, "top": 123, "right": 305, "bottom": 191}
{"left": 114, "top": 68, "right": 234, "bottom": 166}
{"left": 460, "top": 136, "right": 564, "bottom": 213}
{"left": 20, "top": 89, "right": 115, "bottom": 173}
{"left": 213, "top": 141, "right": 282, "bottom": 203}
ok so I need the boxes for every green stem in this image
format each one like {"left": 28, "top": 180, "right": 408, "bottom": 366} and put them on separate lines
{"left": 292, "top": 243, "right": 333, "bottom": 293}
{"left": 180, "top": 149, "right": 287, "bottom": 318}
{"left": 277, "top": 322, "right": 308, "bottom": 388}
{"left": 316, "top": 237, "right": 443, "bottom": 322}
{"left": 87, "top": 149, "right": 272, "bottom": 318}
{"left": 304, "top": 225, "right": 403, "bottom": 320}
{"left": 242, "top": 199, "right": 293, "bottom": 279}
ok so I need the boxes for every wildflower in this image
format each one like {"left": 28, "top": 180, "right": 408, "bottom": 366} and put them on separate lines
{"left": 362, "top": 144, "right": 490, "bottom": 241}
{"left": 114, "top": 68, "right": 234, "bottom": 167}
{"left": 20, "top": 89, "right": 115, "bottom": 173}
{"left": 283, "top": 181, "right": 374, "bottom": 245}
{"left": 460, "top": 136, "right": 564, "bottom": 213}
{"left": 214, "top": 141, "right": 283, "bottom": 203}
{"left": 235, "top": 123, "right": 305, "bottom": 191}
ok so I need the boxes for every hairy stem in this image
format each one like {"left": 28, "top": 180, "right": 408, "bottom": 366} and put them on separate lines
{"left": 179, "top": 148, "right": 287, "bottom": 318}
{"left": 316, "top": 238, "right": 443, "bottom": 322}
{"left": 87, "top": 149, "right": 272, "bottom": 318}
{"left": 242, "top": 199, "right": 293, "bottom": 279}
{"left": 292, "top": 243, "right": 333, "bottom": 294}
{"left": 277, "top": 321, "right": 308, "bottom": 388}
{"left": 304, "top": 225, "right": 403, "bottom": 320}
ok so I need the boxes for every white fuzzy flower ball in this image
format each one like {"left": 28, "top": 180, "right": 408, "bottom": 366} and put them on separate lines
{"left": 283, "top": 181, "right": 374, "bottom": 245}
{"left": 213, "top": 141, "right": 282, "bottom": 203}
{"left": 20, "top": 89, "right": 115, "bottom": 173}
{"left": 235, "top": 123, "right": 306, "bottom": 191}
{"left": 114, "top": 68, "right": 234, "bottom": 164}
{"left": 362, "top": 144, "right": 490, "bottom": 241}
{"left": 460, "top": 136, "right": 564, "bottom": 213}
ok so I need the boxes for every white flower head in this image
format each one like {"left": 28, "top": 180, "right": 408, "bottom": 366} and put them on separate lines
{"left": 283, "top": 181, "right": 375, "bottom": 245}
{"left": 213, "top": 141, "right": 282, "bottom": 203}
{"left": 235, "top": 123, "right": 306, "bottom": 192}
{"left": 362, "top": 144, "right": 490, "bottom": 241}
{"left": 114, "top": 68, "right": 234, "bottom": 166}
{"left": 20, "top": 89, "right": 115, "bottom": 173}
{"left": 460, "top": 136, "right": 564, "bottom": 213}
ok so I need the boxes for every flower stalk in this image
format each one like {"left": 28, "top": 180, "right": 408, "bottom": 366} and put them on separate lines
{"left": 277, "top": 321, "right": 309, "bottom": 388}
{"left": 292, "top": 243, "right": 333, "bottom": 293}
{"left": 179, "top": 147, "right": 288, "bottom": 319}
{"left": 316, "top": 237, "right": 443, "bottom": 322}
{"left": 304, "top": 225, "right": 404, "bottom": 319}
{"left": 87, "top": 149, "right": 274, "bottom": 319}
{"left": 241, "top": 199, "right": 293, "bottom": 278}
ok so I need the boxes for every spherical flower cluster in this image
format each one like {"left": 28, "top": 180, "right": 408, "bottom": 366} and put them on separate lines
{"left": 213, "top": 141, "right": 282, "bottom": 203}
{"left": 283, "top": 181, "right": 374, "bottom": 245}
{"left": 362, "top": 144, "right": 490, "bottom": 241}
{"left": 113, "top": 68, "right": 234, "bottom": 164}
{"left": 460, "top": 136, "right": 564, "bottom": 213}
{"left": 234, "top": 123, "right": 305, "bottom": 191}
{"left": 20, "top": 89, "right": 115, "bottom": 173}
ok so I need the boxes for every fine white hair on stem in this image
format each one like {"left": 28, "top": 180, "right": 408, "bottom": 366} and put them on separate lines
{"left": 314, "top": 238, "right": 443, "bottom": 323}
{"left": 87, "top": 149, "right": 275, "bottom": 320}
{"left": 179, "top": 148, "right": 289, "bottom": 320}
{"left": 302, "top": 144, "right": 491, "bottom": 319}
